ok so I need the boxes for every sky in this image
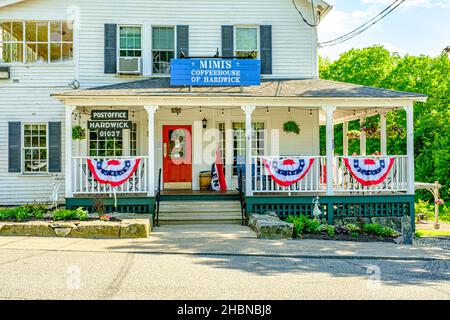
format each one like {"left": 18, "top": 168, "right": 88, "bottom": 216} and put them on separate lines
{"left": 317, "top": 0, "right": 450, "bottom": 60}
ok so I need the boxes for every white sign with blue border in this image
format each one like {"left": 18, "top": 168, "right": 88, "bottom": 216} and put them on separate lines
{"left": 170, "top": 59, "right": 261, "bottom": 86}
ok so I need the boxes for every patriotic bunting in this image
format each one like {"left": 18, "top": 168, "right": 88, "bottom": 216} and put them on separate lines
{"left": 343, "top": 157, "right": 395, "bottom": 186}
{"left": 263, "top": 157, "right": 315, "bottom": 187}
{"left": 87, "top": 158, "right": 141, "bottom": 187}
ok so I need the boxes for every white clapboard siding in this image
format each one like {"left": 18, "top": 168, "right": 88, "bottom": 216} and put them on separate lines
{"left": 0, "top": 0, "right": 319, "bottom": 204}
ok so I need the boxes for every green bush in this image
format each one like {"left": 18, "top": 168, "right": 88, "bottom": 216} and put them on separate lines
{"left": 53, "top": 207, "right": 88, "bottom": 221}
{"left": 345, "top": 224, "right": 361, "bottom": 233}
{"left": 286, "top": 215, "right": 321, "bottom": 237}
{"left": 0, "top": 207, "right": 33, "bottom": 221}
{"left": 362, "top": 223, "right": 399, "bottom": 238}
{"left": 22, "top": 203, "right": 47, "bottom": 219}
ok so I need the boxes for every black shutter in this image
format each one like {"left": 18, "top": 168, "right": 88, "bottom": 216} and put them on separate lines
{"left": 8, "top": 122, "right": 21, "bottom": 173}
{"left": 260, "top": 25, "right": 272, "bottom": 74}
{"left": 221, "top": 25, "right": 234, "bottom": 58}
{"left": 177, "top": 25, "right": 189, "bottom": 58}
{"left": 48, "top": 122, "right": 62, "bottom": 172}
{"left": 104, "top": 24, "right": 117, "bottom": 74}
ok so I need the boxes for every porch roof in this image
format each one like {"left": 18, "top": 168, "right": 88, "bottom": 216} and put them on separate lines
{"left": 54, "top": 78, "right": 427, "bottom": 100}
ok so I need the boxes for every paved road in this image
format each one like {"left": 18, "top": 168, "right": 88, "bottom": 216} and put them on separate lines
{"left": 0, "top": 248, "right": 449, "bottom": 300}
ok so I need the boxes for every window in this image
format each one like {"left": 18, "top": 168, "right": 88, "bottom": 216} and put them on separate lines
{"left": 152, "top": 26, "right": 175, "bottom": 74}
{"left": 232, "top": 122, "right": 265, "bottom": 175}
{"left": 130, "top": 122, "right": 138, "bottom": 156}
{"left": 119, "top": 26, "right": 142, "bottom": 58}
{"left": 218, "top": 123, "right": 226, "bottom": 172}
{"left": 89, "top": 123, "right": 137, "bottom": 157}
{"left": 235, "top": 26, "right": 258, "bottom": 59}
{"left": 0, "top": 21, "right": 73, "bottom": 64}
{"left": 23, "top": 124, "right": 48, "bottom": 173}
{"left": 89, "top": 131, "right": 123, "bottom": 157}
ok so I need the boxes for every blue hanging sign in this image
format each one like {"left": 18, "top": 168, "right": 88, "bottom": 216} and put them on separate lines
{"left": 170, "top": 58, "right": 261, "bottom": 86}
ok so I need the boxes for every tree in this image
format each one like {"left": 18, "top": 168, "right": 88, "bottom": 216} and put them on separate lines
{"left": 320, "top": 46, "right": 450, "bottom": 201}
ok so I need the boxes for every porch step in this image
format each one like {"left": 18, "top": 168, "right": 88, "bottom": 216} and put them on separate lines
{"left": 157, "top": 201, "right": 242, "bottom": 225}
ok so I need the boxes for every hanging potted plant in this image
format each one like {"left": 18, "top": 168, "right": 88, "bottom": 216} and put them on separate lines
{"left": 72, "top": 125, "right": 86, "bottom": 140}
{"left": 347, "top": 130, "right": 361, "bottom": 140}
{"left": 283, "top": 120, "right": 301, "bottom": 135}
{"left": 360, "top": 118, "right": 380, "bottom": 138}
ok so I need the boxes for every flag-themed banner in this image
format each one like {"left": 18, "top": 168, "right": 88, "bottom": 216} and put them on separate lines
{"left": 263, "top": 157, "right": 315, "bottom": 187}
{"left": 87, "top": 158, "right": 141, "bottom": 187}
{"left": 343, "top": 157, "right": 395, "bottom": 186}
{"left": 211, "top": 148, "right": 227, "bottom": 191}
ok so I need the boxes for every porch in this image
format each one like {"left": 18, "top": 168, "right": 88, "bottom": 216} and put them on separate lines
{"left": 54, "top": 78, "right": 426, "bottom": 222}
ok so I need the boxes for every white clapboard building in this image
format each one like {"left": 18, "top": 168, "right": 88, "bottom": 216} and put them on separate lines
{"left": 0, "top": 0, "right": 426, "bottom": 225}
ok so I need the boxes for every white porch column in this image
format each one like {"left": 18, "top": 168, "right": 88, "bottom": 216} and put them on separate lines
{"left": 144, "top": 105, "right": 159, "bottom": 197}
{"left": 380, "top": 112, "right": 387, "bottom": 155}
{"left": 322, "top": 106, "right": 336, "bottom": 196}
{"left": 65, "top": 105, "right": 76, "bottom": 198}
{"left": 404, "top": 103, "right": 415, "bottom": 194}
{"left": 360, "top": 117, "right": 367, "bottom": 156}
{"left": 242, "top": 105, "right": 256, "bottom": 196}
{"left": 343, "top": 121, "right": 349, "bottom": 156}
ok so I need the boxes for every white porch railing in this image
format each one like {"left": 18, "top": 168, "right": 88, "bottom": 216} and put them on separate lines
{"left": 71, "top": 156, "right": 149, "bottom": 195}
{"left": 334, "top": 156, "right": 408, "bottom": 193}
{"left": 251, "top": 155, "right": 408, "bottom": 194}
{"left": 251, "top": 156, "right": 327, "bottom": 193}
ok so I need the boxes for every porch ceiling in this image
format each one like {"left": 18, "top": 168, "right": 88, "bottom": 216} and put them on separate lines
{"left": 52, "top": 78, "right": 427, "bottom": 125}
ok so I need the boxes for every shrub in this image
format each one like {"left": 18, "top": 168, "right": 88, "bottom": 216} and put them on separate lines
{"left": 0, "top": 208, "right": 16, "bottom": 220}
{"left": 362, "top": 223, "right": 399, "bottom": 238}
{"left": 22, "top": 203, "right": 47, "bottom": 219}
{"left": 285, "top": 215, "right": 321, "bottom": 237}
{"left": 326, "top": 226, "right": 336, "bottom": 237}
{"left": 0, "top": 207, "right": 33, "bottom": 221}
{"left": 362, "top": 223, "right": 383, "bottom": 236}
{"left": 345, "top": 224, "right": 361, "bottom": 233}
{"left": 305, "top": 218, "right": 321, "bottom": 234}
{"left": 53, "top": 207, "right": 88, "bottom": 221}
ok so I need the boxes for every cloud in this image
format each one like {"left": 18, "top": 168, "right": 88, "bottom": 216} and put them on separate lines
{"left": 361, "top": 0, "right": 450, "bottom": 10}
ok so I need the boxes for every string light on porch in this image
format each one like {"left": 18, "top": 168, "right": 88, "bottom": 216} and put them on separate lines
{"left": 310, "top": 109, "right": 313, "bottom": 116}
{"left": 266, "top": 106, "right": 269, "bottom": 113}
{"left": 199, "top": 106, "right": 202, "bottom": 113}
{"left": 221, "top": 109, "right": 224, "bottom": 117}
{"left": 288, "top": 107, "right": 291, "bottom": 114}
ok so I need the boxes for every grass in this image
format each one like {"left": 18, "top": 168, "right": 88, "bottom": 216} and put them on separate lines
{"left": 416, "top": 230, "right": 450, "bottom": 238}
{"left": 415, "top": 200, "right": 450, "bottom": 223}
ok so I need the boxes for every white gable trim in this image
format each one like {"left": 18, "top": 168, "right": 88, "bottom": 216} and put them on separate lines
{"left": 0, "top": 0, "right": 26, "bottom": 8}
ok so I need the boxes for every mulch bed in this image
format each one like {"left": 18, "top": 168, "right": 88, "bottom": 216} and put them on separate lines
{"left": 296, "top": 233, "right": 396, "bottom": 243}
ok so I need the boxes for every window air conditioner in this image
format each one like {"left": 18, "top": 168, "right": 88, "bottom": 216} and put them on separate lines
{"left": 118, "top": 57, "right": 142, "bottom": 75}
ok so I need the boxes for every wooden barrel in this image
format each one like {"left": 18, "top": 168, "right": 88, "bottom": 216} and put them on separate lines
{"left": 199, "top": 171, "right": 212, "bottom": 190}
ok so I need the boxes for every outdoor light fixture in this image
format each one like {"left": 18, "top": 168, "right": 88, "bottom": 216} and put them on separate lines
{"left": 0, "top": 66, "right": 10, "bottom": 79}
{"left": 202, "top": 118, "right": 207, "bottom": 129}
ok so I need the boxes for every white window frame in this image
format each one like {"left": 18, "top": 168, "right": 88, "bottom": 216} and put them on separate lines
{"left": 151, "top": 25, "right": 176, "bottom": 76}
{"left": 234, "top": 25, "right": 259, "bottom": 59}
{"left": 0, "top": 20, "right": 74, "bottom": 65}
{"left": 22, "top": 122, "right": 49, "bottom": 174}
{"left": 129, "top": 122, "right": 138, "bottom": 156}
{"left": 117, "top": 24, "right": 143, "bottom": 58}
{"left": 232, "top": 121, "right": 265, "bottom": 176}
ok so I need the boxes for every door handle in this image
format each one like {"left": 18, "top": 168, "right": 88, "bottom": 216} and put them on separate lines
{"left": 163, "top": 143, "right": 167, "bottom": 158}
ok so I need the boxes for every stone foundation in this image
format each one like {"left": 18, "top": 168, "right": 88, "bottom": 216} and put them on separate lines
{"left": 0, "top": 219, "right": 151, "bottom": 239}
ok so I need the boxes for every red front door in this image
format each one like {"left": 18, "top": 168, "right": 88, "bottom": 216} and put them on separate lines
{"left": 163, "top": 125, "right": 192, "bottom": 188}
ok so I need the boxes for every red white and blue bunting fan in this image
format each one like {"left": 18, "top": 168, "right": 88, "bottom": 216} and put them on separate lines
{"left": 87, "top": 158, "right": 141, "bottom": 187}
{"left": 263, "top": 157, "right": 315, "bottom": 187}
{"left": 343, "top": 157, "right": 395, "bottom": 186}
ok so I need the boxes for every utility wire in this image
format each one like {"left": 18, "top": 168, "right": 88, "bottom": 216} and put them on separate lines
{"left": 319, "top": 0, "right": 406, "bottom": 47}
{"left": 292, "top": 0, "right": 319, "bottom": 27}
